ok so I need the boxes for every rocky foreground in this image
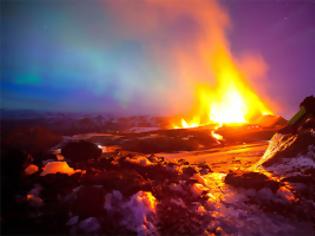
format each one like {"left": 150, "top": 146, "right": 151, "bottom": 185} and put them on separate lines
{"left": 1, "top": 115, "right": 315, "bottom": 235}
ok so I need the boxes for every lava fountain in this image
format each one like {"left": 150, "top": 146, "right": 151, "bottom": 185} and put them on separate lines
{"left": 170, "top": 0, "right": 273, "bottom": 130}
{"left": 173, "top": 62, "right": 273, "bottom": 128}
{"left": 173, "top": 50, "right": 273, "bottom": 129}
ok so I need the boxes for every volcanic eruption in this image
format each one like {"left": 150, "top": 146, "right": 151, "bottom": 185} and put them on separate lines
{"left": 168, "top": 0, "right": 273, "bottom": 129}
{"left": 2, "top": 0, "right": 314, "bottom": 235}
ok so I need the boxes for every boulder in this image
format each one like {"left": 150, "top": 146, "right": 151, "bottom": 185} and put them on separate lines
{"left": 300, "top": 95, "right": 315, "bottom": 114}
{"left": 61, "top": 140, "right": 102, "bottom": 162}
{"left": 225, "top": 171, "right": 279, "bottom": 191}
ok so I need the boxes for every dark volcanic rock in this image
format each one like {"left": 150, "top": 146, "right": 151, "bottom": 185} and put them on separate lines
{"left": 61, "top": 140, "right": 102, "bottom": 162}
{"left": 82, "top": 169, "right": 151, "bottom": 195}
{"left": 1, "top": 147, "right": 31, "bottom": 178}
{"left": 3, "top": 126, "right": 62, "bottom": 155}
{"left": 39, "top": 173, "right": 81, "bottom": 198}
{"left": 300, "top": 95, "right": 315, "bottom": 114}
{"left": 225, "top": 171, "right": 280, "bottom": 191}
{"left": 1, "top": 148, "right": 31, "bottom": 211}
{"left": 71, "top": 186, "right": 105, "bottom": 217}
{"left": 118, "top": 128, "right": 217, "bottom": 153}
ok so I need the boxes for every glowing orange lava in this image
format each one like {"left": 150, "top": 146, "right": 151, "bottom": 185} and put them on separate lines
{"left": 173, "top": 69, "right": 272, "bottom": 129}
{"left": 211, "top": 129, "right": 223, "bottom": 141}
{"left": 170, "top": 0, "right": 273, "bottom": 130}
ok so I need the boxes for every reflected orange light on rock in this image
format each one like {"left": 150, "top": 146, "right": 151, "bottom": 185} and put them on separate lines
{"left": 24, "top": 164, "right": 39, "bottom": 176}
{"left": 136, "top": 191, "right": 157, "bottom": 213}
{"left": 173, "top": 117, "right": 200, "bottom": 129}
{"left": 41, "top": 161, "right": 83, "bottom": 176}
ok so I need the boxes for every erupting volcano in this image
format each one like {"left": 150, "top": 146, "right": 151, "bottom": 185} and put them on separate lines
{"left": 173, "top": 65, "right": 274, "bottom": 140}
{"left": 171, "top": 0, "right": 273, "bottom": 129}
{"left": 173, "top": 72, "right": 273, "bottom": 129}
{"left": 2, "top": 0, "right": 315, "bottom": 235}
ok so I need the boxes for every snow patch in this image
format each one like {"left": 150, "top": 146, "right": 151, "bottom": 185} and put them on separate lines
{"left": 125, "top": 155, "right": 154, "bottom": 167}
{"left": 266, "top": 145, "right": 315, "bottom": 176}
{"left": 122, "top": 191, "right": 158, "bottom": 236}
{"left": 104, "top": 190, "right": 158, "bottom": 236}
{"left": 78, "top": 217, "right": 101, "bottom": 233}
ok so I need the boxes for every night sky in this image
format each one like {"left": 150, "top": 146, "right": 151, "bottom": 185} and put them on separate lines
{"left": 1, "top": 0, "right": 315, "bottom": 118}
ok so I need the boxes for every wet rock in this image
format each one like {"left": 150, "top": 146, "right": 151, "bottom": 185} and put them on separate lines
{"left": 225, "top": 171, "right": 279, "bottom": 191}
{"left": 61, "top": 140, "right": 102, "bottom": 162}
